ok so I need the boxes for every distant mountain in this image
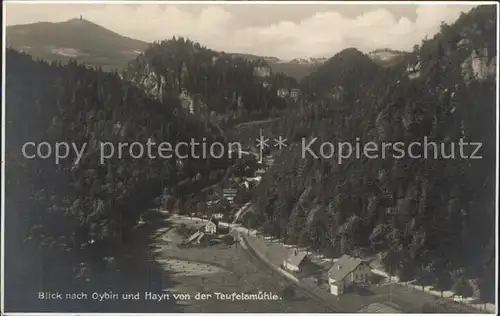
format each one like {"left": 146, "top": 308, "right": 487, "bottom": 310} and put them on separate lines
{"left": 232, "top": 51, "right": 407, "bottom": 80}
{"left": 301, "top": 47, "right": 384, "bottom": 98}
{"left": 270, "top": 62, "right": 319, "bottom": 81}
{"left": 227, "top": 54, "right": 326, "bottom": 80}
{"left": 5, "top": 18, "right": 319, "bottom": 80}
{"left": 227, "top": 52, "right": 281, "bottom": 63}
{"left": 287, "top": 57, "right": 328, "bottom": 65}
{"left": 368, "top": 48, "right": 408, "bottom": 67}
{"left": 6, "top": 18, "right": 149, "bottom": 71}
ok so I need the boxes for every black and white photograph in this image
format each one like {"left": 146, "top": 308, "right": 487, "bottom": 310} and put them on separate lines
{"left": 1, "top": 1, "right": 498, "bottom": 314}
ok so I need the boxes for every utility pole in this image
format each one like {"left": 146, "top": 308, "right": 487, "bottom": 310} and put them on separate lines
{"left": 258, "top": 128, "right": 264, "bottom": 164}
{"left": 390, "top": 282, "right": 392, "bottom": 302}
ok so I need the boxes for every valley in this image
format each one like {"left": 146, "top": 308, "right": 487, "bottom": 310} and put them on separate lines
{"left": 2, "top": 3, "right": 497, "bottom": 314}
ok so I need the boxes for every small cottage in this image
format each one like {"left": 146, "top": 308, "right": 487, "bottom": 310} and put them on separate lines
{"left": 290, "top": 88, "right": 301, "bottom": 101}
{"left": 277, "top": 88, "right": 290, "bottom": 98}
{"left": 205, "top": 217, "right": 219, "bottom": 235}
{"left": 328, "top": 255, "right": 371, "bottom": 296}
{"left": 283, "top": 251, "right": 310, "bottom": 273}
{"left": 253, "top": 65, "right": 271, "bottom": 78}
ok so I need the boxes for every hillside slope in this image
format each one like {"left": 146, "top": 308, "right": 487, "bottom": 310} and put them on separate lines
{"left": 124, "top": 37, "right": 300, "bottom": 125}
{"left": 4, "top": 49, "right": 232, "bottom": 310}
{"left": 247, "top": 5, "right": 497, "bottom": 302}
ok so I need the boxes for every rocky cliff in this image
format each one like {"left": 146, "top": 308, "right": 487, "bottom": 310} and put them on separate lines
{"left": 123, "top": 37, "right": 294, "bottom": 125}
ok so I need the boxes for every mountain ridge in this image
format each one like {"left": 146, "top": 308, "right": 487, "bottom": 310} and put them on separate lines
{"left": 6, "top": 18, "right": 406, "bottom": 79}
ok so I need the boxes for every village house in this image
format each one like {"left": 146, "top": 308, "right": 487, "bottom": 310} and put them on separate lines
{"left": 206, "top": 200, "right": 218, "bottom": 207}
{"left": 255, "top": 168, "right": 266, "bottom": 176}
{"left": 282, "top": 251, "right": 311, "bottom": 273}
{"left": 253, "top": 65, "right": 271, "bottom": 78}
{"left": 328, "top": 254, "right": 371, "bottom": 296}
{"left": 263, "top": 155, "right": 275, "bottom": 168}
{"left": 222, "top": 188, "right": 238, "bottom": 203}
{"left": 277, "top": 88, "right": 290, "bottom": 98}
{"left": 204, "top": 216, "right": 219, "bottom": 235}
{"left": 243, "top": 176, "right": 261, "bottom": 189}
{"left": 213, "top": 213, "right": 224, "bottom": 220}
{"left": 290, "top": 88, "right": 301, "bottom": 101}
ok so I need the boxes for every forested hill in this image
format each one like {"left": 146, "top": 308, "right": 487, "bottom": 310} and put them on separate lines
{"left": 4, "top": 49, "right": 231, "bottom": 290}
{"left": 123, "top": 37, "right": 299, "bottom": 124}
{"left": 6, "top": 18, "right": 148, "bottom": 71}
{"left": 246, "top": 5, "right": 497, "bottom": 301}
{"left": 301, "top": 47, "right": 388, "bottom": 101}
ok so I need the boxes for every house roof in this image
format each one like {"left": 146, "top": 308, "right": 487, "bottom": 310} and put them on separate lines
{"left": 187, "top": 231, "right": 202, "bottom": 242}
{"left": 205, "top": 221, "right": 217, "bottom": 228}
{"left": 328, "top": 254, "right": 366, "bottom": 281}
{"left": 286, "top": 252, "right": 308, "bottom": 267}
{"left": 208, "top": 216, "right": 219, "bottom": 225}
{"left": 195, "top": 232, "right": 206, "bottom": 242}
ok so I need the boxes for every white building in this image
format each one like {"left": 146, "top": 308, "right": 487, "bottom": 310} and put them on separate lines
{"left": 255, "top": 168, "right": 266, "bottom": 176}
{"left": 204, "top": 218, "right": 218, "bottom": 235}
{"left": 263, "top": 155, "right": 275, "bottom": 167}
{"left": 328, "top": 255, "right": 371, "bottom": 296}
{"left": 254, "top": 65, "right": 271, "bottom": 77}
{"left": 290, "top": 89, "right": 301, "bottom": 101}
{"left": 213, "top": 213, "right": 224, "bottom": 220}
{"left": 223, "top": 188, "right": 237, "bottom": 203}
{"left": 277, "top": 88, "right": 290, "bottom": 98}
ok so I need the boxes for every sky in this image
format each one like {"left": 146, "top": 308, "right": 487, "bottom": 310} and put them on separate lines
{"left": 4, "top": 2, "right": 478, "bottom": 60}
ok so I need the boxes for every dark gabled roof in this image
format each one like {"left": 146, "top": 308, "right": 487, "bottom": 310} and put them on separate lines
{"left": 187, "top": 231, "right": 202, "bottom": 242}
{"left": 208, "top": 215, "right": 219, "bottom": 225}
{"left": 195, "top": 232, "right": 206, "bottom": 242}
{"left": 328, "top": 254, "right": 367, "bottom": 281}
{"left": 286, "top": 252, "right": 308, "bottom": 267}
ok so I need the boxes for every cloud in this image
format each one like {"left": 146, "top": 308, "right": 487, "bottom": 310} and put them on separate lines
{"left": 5, "top": 3, "right": 476, "bottom": 60}
{"left": 225, "top": 4, "right": 474, "bottom": 59}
